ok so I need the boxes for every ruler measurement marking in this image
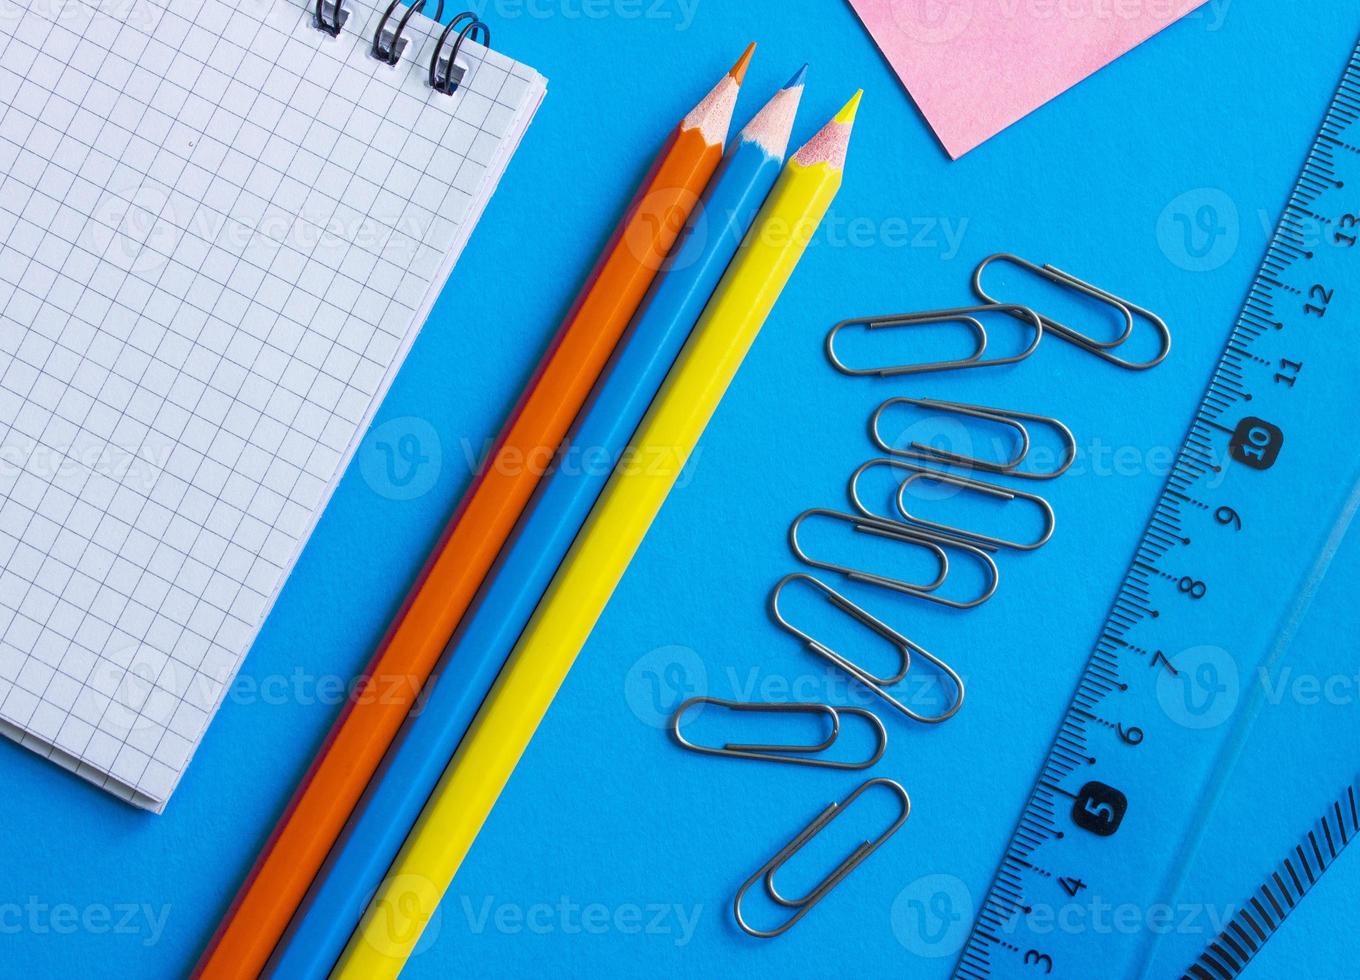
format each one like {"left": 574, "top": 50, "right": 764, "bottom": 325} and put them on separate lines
{"left": 1181, "top": 776, "right": 1360, "bottom": 978}
{"left": 1261, "top": 884, "right": 1285, "bottom": 921}
{"left": 956, "top": 41, "right": 1360, "bottom": 979}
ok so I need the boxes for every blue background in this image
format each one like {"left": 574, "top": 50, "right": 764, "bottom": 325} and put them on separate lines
{"left": 3, "top": 0, "right": 1359, "bottom": 977}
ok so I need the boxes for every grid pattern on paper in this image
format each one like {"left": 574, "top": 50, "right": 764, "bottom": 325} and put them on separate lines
{"left": 0, "top": 0, "right": 543, "bottom": 807}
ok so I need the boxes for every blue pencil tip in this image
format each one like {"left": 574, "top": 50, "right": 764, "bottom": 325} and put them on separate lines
{"left": 783, "top": 64, "right": 808, "bottom": 89}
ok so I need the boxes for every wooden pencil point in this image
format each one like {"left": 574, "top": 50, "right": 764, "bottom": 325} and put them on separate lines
{"left": 793, "top": 93, "right": 861, "bottom": 171}
{"left": 684, "top": 61, "right": 747, "bottom": 146}
{"left": 837, "top": 90, "right": 864, "bottom": 124}
{"left": 740, "top": 73, "right": 806, "bottom": 159}
{"left": 729, "top": 42, "right": 756, "bottom": 83}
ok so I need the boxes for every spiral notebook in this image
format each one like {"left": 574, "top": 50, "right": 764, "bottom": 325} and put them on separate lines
{"left": 0, "top": 0, "right": 546, "bottom": 810}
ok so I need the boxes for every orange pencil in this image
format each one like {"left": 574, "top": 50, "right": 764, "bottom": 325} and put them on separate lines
{"left": 193, "top": 47, "right": 752, "bottom": 980}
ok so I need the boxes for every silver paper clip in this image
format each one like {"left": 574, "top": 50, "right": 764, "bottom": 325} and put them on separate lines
{"left": 734, "top": 777, "right": 911, "bottom": 938}
{"left": 670, "top": 697, "right": 886, "bottom": 770}
{"left": 825, "top": 304, "right": 1043, "bottom": 377}
{"left": 846, "top": 461, "right": 1002, "bottom": 608}
{"left": 771, "top": 574, "right": 965, "bottom": 723}
{"left": 870, "top": 397, "right": 1076, "bottom": 480}
{"left": 789, "top": 508, "right": 950, "bottom": 595}
{"left": 972, "top": 252, "right": 1171, "bottom": 370}
{"left": 894, "top": 465, "right": 1056, "bottom": 552}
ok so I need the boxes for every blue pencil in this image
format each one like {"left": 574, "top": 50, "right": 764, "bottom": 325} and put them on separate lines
{"left": 264, "top": 67, "right": 807, "bottom": 979}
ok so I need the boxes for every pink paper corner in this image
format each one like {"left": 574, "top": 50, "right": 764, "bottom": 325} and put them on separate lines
{"left": 849, "top": 0, "right": 1210, "bottom": 158}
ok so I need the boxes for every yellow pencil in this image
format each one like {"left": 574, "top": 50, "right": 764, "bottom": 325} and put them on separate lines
{"left": 333, "top": 91, "right": 860, "bottom": 979}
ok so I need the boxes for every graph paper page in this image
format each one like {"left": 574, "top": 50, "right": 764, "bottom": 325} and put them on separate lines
{"left": 0, "top": 0, "right": 545, "bottom": 809}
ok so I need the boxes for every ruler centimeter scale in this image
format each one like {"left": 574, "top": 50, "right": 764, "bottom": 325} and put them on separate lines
{"left": 1182, "top": 775, "right": 1359, "bottom": 979}
{"left": 956, "top": 40, "right": 1360, "bottom": 980}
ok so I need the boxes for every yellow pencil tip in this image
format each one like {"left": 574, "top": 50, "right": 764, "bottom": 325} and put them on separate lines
{"left": 730, "top": 43, "right": 756, "bottom": 83}
{"left": 835, "top": 91, "right": 863, "bottom": 125}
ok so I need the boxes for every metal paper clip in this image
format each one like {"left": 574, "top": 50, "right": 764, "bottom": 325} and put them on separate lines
{"left": 771, "top": 574, "right": 965, "bottom": 723}
{"left": 734, "top": 777, "right": 911, "bottom": 938}
{"left": 870, "top": 397, "right": 1076, "bottom": 480}
{"left": 846, "top": 461, "right": 1001, "bottom": 608}
{"left": 825, "top": 304, "right": 1043, "bottom": 377}
{"left": 892, "top": 465, "right": 1056, "bottom": 552}
{"left": 670, "top": 697, "right": 886, "bottom": 770}
{"left": 789, "top": 509, "right": 949, "bottom": 595}
{"left": 972, "top": 253, "right": 1172, "bottom": 370}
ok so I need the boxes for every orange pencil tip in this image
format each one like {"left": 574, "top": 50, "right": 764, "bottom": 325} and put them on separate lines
{"left": 729, "top": 43, "right": 756, "bottom": 83}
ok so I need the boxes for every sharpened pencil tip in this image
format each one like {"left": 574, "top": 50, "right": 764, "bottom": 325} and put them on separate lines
{"left": 835, "top": 90, "right": 863, "bottom": 125}
{"left": 783, "top": 64, "right": 809, "bottom": 90}
{"left": 791, "top": 93, "right": 860, "bottom": 171}
{"left": 729, "top": 43, "right": 756, "bottom": 83}
{"left": 739, "top": 71, "right": 805, "bottom": 158}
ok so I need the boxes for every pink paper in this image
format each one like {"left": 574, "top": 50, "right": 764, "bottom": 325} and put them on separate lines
{"left": 850, "top": 0, "right": 1209, "bottom": 157}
